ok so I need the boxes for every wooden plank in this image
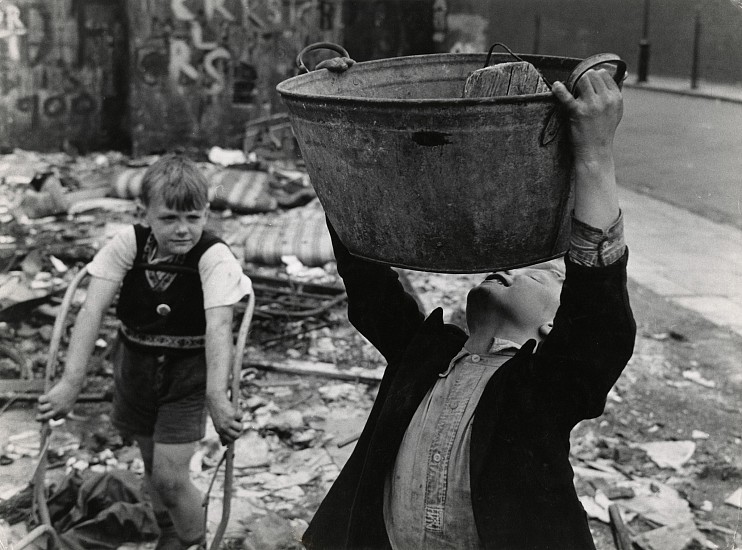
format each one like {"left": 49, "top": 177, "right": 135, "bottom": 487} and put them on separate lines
{"left": 608, "top": 504, "right": 634, "bottom": 550}
{"left": 246, "top": 354, "right": 384, "bottom": 384}
{"left": 0, "top": 380, "right": 45, "bottom": 394}
{"left": 464, "top": 61, "right": 550, "bottom": 98}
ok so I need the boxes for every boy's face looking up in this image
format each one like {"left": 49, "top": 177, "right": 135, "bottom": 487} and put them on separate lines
{"left": 466, "top": 259, "right": 565, "bottom": 340}
{"left": 144, "top": 195, "right": 209, "bottom": 258}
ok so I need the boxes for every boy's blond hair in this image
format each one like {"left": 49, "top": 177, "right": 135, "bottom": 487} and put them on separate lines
{"left": 140, "top": 153, "right": 209, "bottom": 211}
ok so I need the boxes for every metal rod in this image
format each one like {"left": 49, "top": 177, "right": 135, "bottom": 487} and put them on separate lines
{"left": 690, "top": 10, "right": 701, "bottom": 89}
{"left": 44, "top": 267, "right": 89, "bottom": 392}
{"left": 637, "top": 0, "right": 651, "bottom": 82}
{"left": 209, "top": 292, "right": 255, "bottom": 550}
{"left": 34, "top": 266, "right": 89, "bottom": 539}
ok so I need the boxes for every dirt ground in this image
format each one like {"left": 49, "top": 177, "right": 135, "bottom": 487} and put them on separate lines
{"left": 0, "top": 151, "right": 740, "bottom": 549}
{"left": 2, "top": 267, "right": 740, "bottom": 550}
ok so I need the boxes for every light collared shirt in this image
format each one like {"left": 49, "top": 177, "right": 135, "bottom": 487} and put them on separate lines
{"left": 384, "top": 339, "right": 520, "bottom": 550}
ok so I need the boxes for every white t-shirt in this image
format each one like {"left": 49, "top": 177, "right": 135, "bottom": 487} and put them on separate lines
{"left": 87, "top": 226, "right": 252, "bottom": 309}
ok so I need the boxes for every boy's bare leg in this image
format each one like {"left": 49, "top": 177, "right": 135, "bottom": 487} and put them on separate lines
{"left": 148, "top": 441, "right": 205, "bottom": 544}
{"left": 134, "top": 436, "right": 167, "bottom": 512}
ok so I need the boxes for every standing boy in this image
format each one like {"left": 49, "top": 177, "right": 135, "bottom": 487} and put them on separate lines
{"left": 37, "top": 154, "right": 252, "bottom": 550}
{"left": 303, "top": 69, "right": 636, "bottom": 549}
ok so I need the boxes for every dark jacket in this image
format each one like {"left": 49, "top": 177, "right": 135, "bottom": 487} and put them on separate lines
{"left": 303, "top": 225, "right": 636, "bottom": 550}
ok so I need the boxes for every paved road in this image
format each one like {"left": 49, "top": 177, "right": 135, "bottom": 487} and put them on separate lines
{"left": 615, "top": 87, "right": 742, "bottom": 231}
{"left": 609, "top": 86, "right": 742, "bottom": 336}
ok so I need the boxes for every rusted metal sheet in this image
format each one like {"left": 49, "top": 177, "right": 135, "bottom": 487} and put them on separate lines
{"left": 0, "top": 0, "right": 129, "bottom": 152}
{"left": 128, "top": 0, "right": 343, "bottom": 156}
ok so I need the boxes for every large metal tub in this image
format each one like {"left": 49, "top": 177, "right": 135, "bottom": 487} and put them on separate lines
{"left": 277, "top": 51, "right": 585, "bottom": 273}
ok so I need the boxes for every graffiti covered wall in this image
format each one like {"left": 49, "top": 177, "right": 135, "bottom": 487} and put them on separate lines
{"left": 0, "top": 0, "right": 129, "bottom": 152}
{"left": 129, "top": 0, "right": 342, "bottom": 155}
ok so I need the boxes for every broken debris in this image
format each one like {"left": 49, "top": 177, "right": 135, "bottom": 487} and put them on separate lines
{"left": 637, "top": 440, "right": 696, "bottom": 471}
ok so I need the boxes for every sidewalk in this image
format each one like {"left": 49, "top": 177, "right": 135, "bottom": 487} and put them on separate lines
{"left": 619, "top": 185, "right": 742, "bottom": 337}
{"left": 616, "top": 77, "right": 742, "bottom": 337}
{"left": 623, "top": 75, "right": 742, "bottom": 104}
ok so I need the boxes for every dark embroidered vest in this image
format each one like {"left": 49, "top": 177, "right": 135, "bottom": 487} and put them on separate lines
{"left": 117, "top": 225, "right": 223, "bottom": 350}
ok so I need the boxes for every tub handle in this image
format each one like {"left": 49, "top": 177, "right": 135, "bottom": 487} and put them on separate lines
{"left": 566, "top": 53, "right": 627, "bottom": 94}
{"left": 541, "top": 53, "right": 627, "bottom": 146}
{"left": 483, "top": 42, "right": 527, "bottom": 67}
{"left": 296, "top": 42, "right": 351, "bottom": 73}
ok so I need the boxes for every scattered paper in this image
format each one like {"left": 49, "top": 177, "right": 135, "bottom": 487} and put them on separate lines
{"left": 637, "top": 440, "right": 695, "bottom": 471}
{"left": 633, "top": 521, "right": 716, "bottom": 550}
{"left": 580, "top": 494, "right": 610, "bottom": 523}
{"left": 724, "top": 487, "right": 742, "bottom": 509}
{"left": 681, "top": 370, "right": 716, "bottom": 388}
{"left": 208, "top": 146, "right": 248, "bottom": 166}
{"left": 618, "top": 479, "right": 694, "bottom": 526}
{"left": 234, "top": 431, "right": 271, "bottom": 469}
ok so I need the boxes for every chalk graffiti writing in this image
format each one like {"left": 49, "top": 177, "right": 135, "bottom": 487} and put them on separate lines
{"left": 170, "top": 39, "right": 200, "bottom": 81}
{"left": 1, "top": 2, "right": 99, "bottom": 130}
{"left": 23, "top": 5, "right": 52, "bottom": 66}
{"left": 171, "top": 0, "right": 235, "bottom": 22}
{"left": 168, "top": 0, "right": 240, "bottom": 95}
{"left": 0, "top": 2, "right": 27, "bottom": 61}
{"left": 15, "top": 91, "right": 97, "bottom": 124}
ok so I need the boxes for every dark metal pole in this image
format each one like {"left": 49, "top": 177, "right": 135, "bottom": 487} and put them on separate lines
{"left": 533, "top": 14, "right": 541, "bottom": 54}
{"left": 637, "top": 0, "right": 650, "bottom": 82}
{"left": 690, "top": 10, "right": 701, "bottom": 89}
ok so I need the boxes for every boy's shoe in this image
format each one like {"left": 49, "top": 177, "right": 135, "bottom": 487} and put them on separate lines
{"left": 154, "top": 522, "right": 182, "bottom": 550}
{"left": 154, "top": 510, "right": 205, "bottom": 550}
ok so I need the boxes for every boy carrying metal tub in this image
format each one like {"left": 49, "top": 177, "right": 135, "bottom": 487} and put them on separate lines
{"left": 302, "top": 63, "right": 636, "bottom": 549}
{"left": 37, "top": 154, "right": 252, "bottom": 550}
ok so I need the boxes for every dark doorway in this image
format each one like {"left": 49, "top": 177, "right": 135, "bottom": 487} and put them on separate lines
{"left": 74, "top": 0, "right": 131, "bottom": 152}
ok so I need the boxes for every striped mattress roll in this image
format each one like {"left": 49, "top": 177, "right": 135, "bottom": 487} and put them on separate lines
{"left": 208, "top": 169, "right": 278, "bottom": 214}
{"left": 112, "top": 167, "right": 147, "bottom": 199}
{"left": 242, "top": 201, "right": 333, "bottom": 267}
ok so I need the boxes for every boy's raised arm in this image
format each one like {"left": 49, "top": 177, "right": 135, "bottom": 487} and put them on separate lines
{"left": 552, "top": 69, "right": 623, "bottom": 231}
{"left": 537, "top": 70, "right": 635, "bottom": 418}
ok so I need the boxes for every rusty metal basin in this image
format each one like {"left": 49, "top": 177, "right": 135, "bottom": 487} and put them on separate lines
{"left": 277, "top": 51, "right": 584, "bottom": 273}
